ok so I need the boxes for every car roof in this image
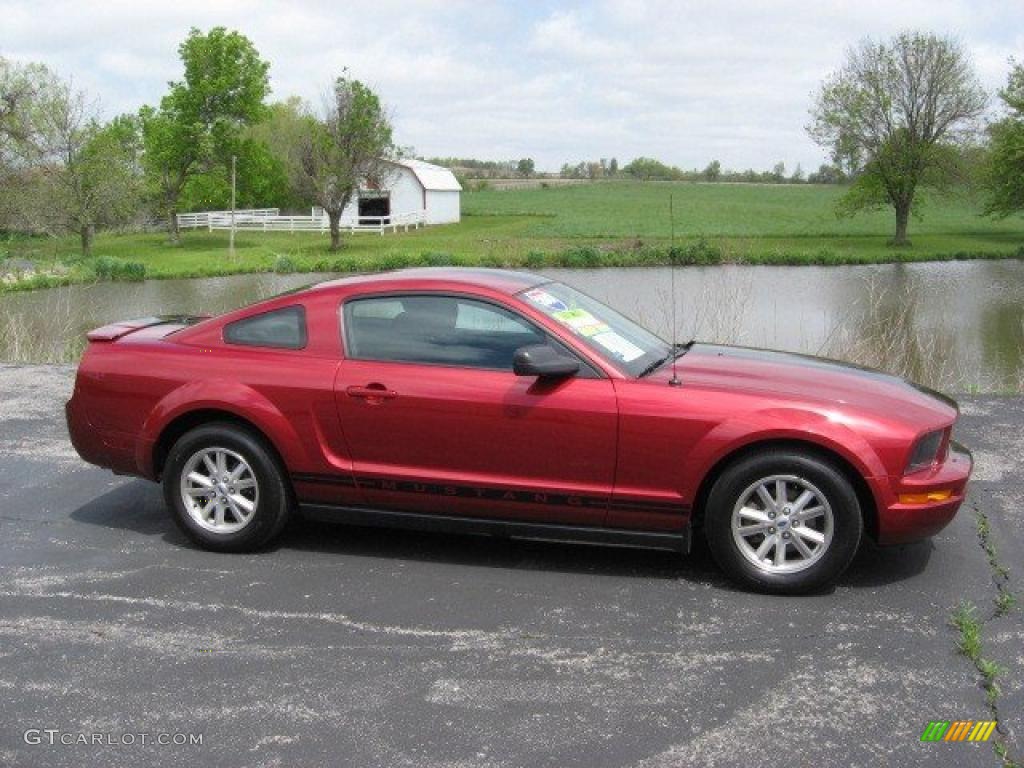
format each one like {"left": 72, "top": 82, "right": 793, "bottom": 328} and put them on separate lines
{"left": 305, "top": 267, "right": 550, "bottom": 296}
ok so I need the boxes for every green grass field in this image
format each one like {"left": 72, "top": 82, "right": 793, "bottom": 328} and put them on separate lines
{"left": 3, "top": 181, "right": 1022, "bottom": 292}
{"left": 465, "top": 181, "right": 1023, "bottom": 255}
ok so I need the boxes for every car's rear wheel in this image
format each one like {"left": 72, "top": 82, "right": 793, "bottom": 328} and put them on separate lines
{"left": 704, "top": 450, "right": 862, "bottom": 594}
{"left": 163, "top": 423, "right": 291, "bottom": 552}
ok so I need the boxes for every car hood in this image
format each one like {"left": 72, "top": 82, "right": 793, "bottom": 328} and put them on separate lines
{"left": 657, "top": 343, "right": 958, "bottom": 425}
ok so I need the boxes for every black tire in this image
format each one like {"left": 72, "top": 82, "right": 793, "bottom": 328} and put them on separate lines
{"left": 703, "top": 450, "right": 862, "bottom": 594}
{"left": 162, "top": 422, "right": 291, "bottom": 552}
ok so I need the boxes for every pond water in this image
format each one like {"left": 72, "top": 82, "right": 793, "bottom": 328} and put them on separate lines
{"left": 1, "top": 260, "right": 1022, "bottom": 393}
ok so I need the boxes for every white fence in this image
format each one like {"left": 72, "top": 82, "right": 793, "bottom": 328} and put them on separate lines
{"left": 177, "top": 208, "right": 425, "bottom": 235}
{"left": 176, "top": 208, "right": 280, "bottom": 229}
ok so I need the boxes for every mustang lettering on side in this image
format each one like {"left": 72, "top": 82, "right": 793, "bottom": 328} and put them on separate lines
{"left": 65, "top": 268, "right": 973, "bottom": 593}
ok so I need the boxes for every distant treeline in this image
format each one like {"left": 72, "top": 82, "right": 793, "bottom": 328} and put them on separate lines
{"left": 425, "top": 157, "right": 536, "bottom": 181}
{"left": 428, "top": 155, "right": 846, "bottom": 185}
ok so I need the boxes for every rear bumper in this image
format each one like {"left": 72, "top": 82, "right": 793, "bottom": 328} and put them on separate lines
{"left": 66, "top": 396, "right": 104, "bottom": 467}
{"left": 65, "top": 395, "right": 140, "bottom": 475}
{"left": 875, "top": 441, "right": 973, "bottom": 544}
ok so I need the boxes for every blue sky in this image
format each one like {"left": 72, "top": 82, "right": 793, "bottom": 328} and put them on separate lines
{"left": 1, "top": 0, "right": 1021, "bottom": 172}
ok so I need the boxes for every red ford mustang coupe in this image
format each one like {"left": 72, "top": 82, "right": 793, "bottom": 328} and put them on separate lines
{"left": 66, "top": 268, "right": 972, "bottom": 593}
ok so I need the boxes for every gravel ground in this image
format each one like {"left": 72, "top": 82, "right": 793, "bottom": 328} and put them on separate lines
{"left": 0, "top": 364, "right": 1020, "bottom": 768}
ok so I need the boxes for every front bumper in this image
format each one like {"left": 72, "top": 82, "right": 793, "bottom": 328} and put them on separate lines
{"left": 876, "top": 441, "right": 973, "bottom": 544}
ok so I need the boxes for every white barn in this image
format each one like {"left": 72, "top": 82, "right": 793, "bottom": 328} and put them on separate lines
{"left": 338, "top": 159, "right": 461, "bottom": 226}
{"left": 178, "top": 159, "right": 461, "bottom": 235}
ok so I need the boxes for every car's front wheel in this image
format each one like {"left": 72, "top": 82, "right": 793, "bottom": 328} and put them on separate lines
{"left": 163, "top": 423, "right": 291, "bottom": 552}
{"left": 704, "top": 450, "right": 862, "bottom": 594}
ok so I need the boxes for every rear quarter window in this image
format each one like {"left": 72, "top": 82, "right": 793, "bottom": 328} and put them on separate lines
{"left": 224, "top": 306, "right": 307, "bottom": 349}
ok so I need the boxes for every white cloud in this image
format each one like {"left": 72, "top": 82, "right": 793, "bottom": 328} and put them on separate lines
{"left": 531, "top": 9, "right": 627, "bottom": 60}
{"left": 0, "top": 0, "right": 1020, "bottom": 172}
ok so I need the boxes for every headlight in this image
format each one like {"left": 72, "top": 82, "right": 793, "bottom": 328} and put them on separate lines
{"left": 905, "top": 429, "right": 947, "bottom": 474}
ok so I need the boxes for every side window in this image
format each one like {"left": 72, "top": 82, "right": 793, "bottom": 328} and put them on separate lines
{"left": 455, "top": 301, "right": 532, "bottom": 334}
{"left": 344, "top": 294, "right": 547, "bottom": 370}
{"left": 224, "top": 306, "right": 307, "bottom": 349}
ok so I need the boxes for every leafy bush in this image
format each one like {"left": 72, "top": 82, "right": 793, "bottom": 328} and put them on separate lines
{"left": 329, "top": 256, "right": 360, "bottom": 273}
{"left": 668, "top": 238, "right": 722, "bottom": 266}
{"left": 419, "top": 251, "right": 453, "bottom": 267}
{"left": 558, "top": 245, "right": 602, "bottom": 268}
{"left": 476, "top": 254, "right": 505, "bottom": 269}
{"left": 629, "top": 246, "right": 663, "bottom": 266}
{"left": 523, "top": 250, "right": 547, "bottom": 268}
{"left": 92, "top": 256, "right": 146, "bottom": 282}
{"left": 377, "top": 252, "right": 416, "bottom": 271}
{"left": 273, "top": 255, "right": 297, "bottom": 273}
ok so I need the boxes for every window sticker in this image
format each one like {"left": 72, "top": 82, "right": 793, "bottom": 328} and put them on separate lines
{"left": 592, "top": 331, "right": 645, "bottom": 362}
{"left": 524, "top": 288, "right": 568, "bottom": 313}
{"left": 552, "top": 308, "right": 609, "bottom": 337}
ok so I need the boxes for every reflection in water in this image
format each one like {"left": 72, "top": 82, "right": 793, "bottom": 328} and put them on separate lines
{"left": 979, "top": 299, "right": 1024, "bottom": 390}
{"left": 0, "top": 273, "right": 328, "bottom": 364}
{"left": 823, "top": 271, "right": 962, "bottom": 387}
{"left": 540, "top": 261, "right": 1024, "bottom": 393}
{"left": 0, "top": 261, "right": 1022, "bottom": 392}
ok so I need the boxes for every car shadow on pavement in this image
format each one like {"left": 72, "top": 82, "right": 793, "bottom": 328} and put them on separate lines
{"left": 69, "top": 479, "right": 933, "bottom": 590}
{"left": 282, "top": 516, "right": 717, "bottom": 581}
{"left": 840, "top": 537, "right": 936, "bottom": 587}
{"left": 68, "top": 479, "right": 192, "bottom": 544}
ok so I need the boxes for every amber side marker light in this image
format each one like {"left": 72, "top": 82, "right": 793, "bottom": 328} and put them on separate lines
{"left": 899, "top": 489, "right": 953, "bottom": 504}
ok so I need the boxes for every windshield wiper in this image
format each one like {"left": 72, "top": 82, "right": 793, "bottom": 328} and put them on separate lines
{"left": 637, "top": 340, "right": 695, "bottom": 378}
{"left": 637, "top": 353, "right": 671, "bottom": 379}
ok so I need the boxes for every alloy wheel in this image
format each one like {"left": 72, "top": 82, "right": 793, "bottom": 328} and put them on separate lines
{"left": 179, "top": 447, "right": 260, "bottom": 534}
{"left": 730, "top": 474, "right": 834, "bottom": 574}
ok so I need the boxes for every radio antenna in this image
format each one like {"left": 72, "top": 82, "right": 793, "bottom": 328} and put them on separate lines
{"left": 668, "top": 193, "right": 682, "bottom": 387}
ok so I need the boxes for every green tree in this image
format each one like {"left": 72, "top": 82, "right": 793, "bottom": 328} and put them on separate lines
{"left": 624, "top": 156, "right": 674, "bottom": 181}
{"left": 15, "top": 78, "right": 141, "bottom": 254}
{"left": 809, "top": 32, "right": 986, "bottom": 246}
{"left": 1, "top": 58, "right": 56, "bottom": 228}
{"left": 246, "top": 97, "right": 315, "bottom": 210}
{"left": 560, "top": 161, "right": 586, "bottom": 179}
{"left": 140, "top": 27, "right": 270, "bottom": 243}
{"left": 178, "top": 138, "right": 291, "bottom": 211}
{"left": 702, "top": 159, "right": 721, "bottom": 182}
{"left": 1, "top": 57, "right": 51, "bottom": 171}
{"left": 807, "top": 163, "right": 845, "bottom": 184}
{"left": 984, "top": 60, "right": 1024, "bottom": 218}
{"left": 290, "top": 75, "right": 394, "bottom": 251}
{"left": 516, "top": 157, "right": 535, "bottom": 177}
{"left": 138, "top": 105, "right": 205, "bottom": 241}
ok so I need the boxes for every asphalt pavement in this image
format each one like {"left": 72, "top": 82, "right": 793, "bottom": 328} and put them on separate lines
{"left": 0, "top": 363, "right": 1021, "bottom": 768}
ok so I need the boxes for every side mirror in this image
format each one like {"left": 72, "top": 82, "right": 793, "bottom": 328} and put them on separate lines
{"left": 513, "top": 344, "right": 580, "bottom": 378}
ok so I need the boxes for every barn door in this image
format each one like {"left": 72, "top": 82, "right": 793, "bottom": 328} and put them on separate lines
{"left": 358, "top": 192, "right": 390, "bottom": 224}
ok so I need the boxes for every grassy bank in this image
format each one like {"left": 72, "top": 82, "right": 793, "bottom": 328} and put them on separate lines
{"left": 3, "top": 181, "right": 1022, "bottom": 292}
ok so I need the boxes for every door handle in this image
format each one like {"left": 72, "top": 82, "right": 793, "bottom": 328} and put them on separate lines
{"left": 346, "top": 384, "right": 398, "bottom": 402}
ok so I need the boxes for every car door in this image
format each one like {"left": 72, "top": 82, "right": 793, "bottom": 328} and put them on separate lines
{"left": 334, "top": 292, "right": 618, "bottom": 525}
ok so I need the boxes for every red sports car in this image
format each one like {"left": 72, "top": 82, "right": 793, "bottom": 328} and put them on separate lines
{"left": 66, "top": 268, "right": 972, "bottom": 593}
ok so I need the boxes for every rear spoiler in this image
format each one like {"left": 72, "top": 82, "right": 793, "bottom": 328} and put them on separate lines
{"left": 86, "top": 315, "right": 209, "bottom": 342}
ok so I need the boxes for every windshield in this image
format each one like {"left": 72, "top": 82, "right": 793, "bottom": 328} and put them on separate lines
{"left": 519, "top": 282, "right": 672, "bottom": 377}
